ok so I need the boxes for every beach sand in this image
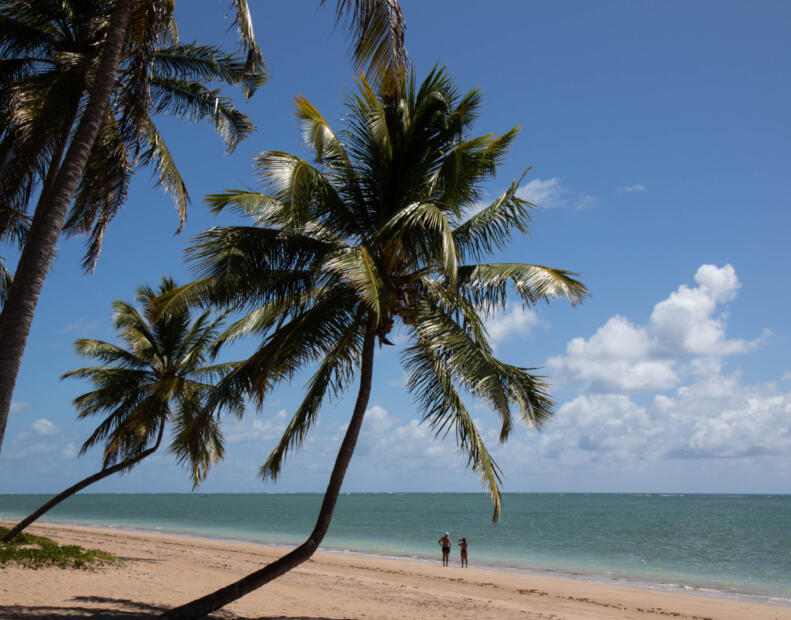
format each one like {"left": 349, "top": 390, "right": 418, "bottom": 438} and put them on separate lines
{"left": 1, "top": 522, "right": 789, "bottom": 619}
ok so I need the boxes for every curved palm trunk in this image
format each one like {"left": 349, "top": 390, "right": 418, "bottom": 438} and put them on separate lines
{"left": 162, "top": 330, "right": 377, "bottom": 619}
{"left": 1, "top": 418, "right": 165, "bottom": 544}
{"left": 0, "top": 0, "right": 134, "bottom": 455}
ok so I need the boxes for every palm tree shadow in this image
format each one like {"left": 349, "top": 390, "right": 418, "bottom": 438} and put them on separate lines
{"left": 0, "top": 596, "right": 349, "bottom": 619}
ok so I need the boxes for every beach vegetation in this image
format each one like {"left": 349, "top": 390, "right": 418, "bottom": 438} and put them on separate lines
{"left": 1, "top": 278, "right": 243, "bottom": 544}
{"left": 156, "top": 67, "right": 587, "bottom": 617}
{"left": 0, "top": 526, "right": 119, "bottom": 569}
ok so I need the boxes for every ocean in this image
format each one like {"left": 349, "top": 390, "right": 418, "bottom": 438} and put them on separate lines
{"left": 1, "top": 493, "right": 789, "bottom": 604}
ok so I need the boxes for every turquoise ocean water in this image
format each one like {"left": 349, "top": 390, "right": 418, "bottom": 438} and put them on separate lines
{"left": 1, "top": 493, "right": 789, "bottom": 604}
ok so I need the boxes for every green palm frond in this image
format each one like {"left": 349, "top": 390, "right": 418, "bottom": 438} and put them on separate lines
{"left": 69, "top": 339, "right": 149, "bottom": 370}
{"left": 260, "top": 321, "right": 363, "bottom": 481}
{"left": 407, "top": 300, "right": 513, "bottom": 440}
{"left": 204, "top": 289, "right": 359, "bottom": 412}
{"left": 456, "top": 263, "right": 588, "bottom": 315}
{"left": 149, "top": 78, "right": 254, "bottom": 153}
{"left": 210, "top": 289, "right": 324, "bottom": 354}
{"left": 452, "top": 172, "right": 532, "bottom": 262}
{"left": 170, "top": 390, "right": 225, "bottom": 487}
{"left": 403, "top": 339, "right": 503, "bottom": 520}
{"left": 325, "top": 0, "right": 408, "bottom": 90}
{"left": 295, "top": 95, "right": 353, "bottom": 171}
{"left": 138, "top": 116, "right": 188, "bottom": 230}
{"left": 152, "top": 43, "right": 266, "bottom": 90}
{"left": 374, "top": 200, "right": 458, "bottom": 282}
{"left": 227, "top": 0, "right": 265, "bottom": 92}
{"left": 323, "top": 246, "right": 384, "bottom": 322}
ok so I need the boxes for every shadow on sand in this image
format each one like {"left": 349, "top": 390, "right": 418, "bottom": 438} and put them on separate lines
{"left": 0, "top": 596, "right": 350, "bottom": 619}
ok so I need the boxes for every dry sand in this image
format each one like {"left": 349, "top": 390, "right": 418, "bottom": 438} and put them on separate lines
{"left": 1, "top": 521, "right": 789, "bottom": 619}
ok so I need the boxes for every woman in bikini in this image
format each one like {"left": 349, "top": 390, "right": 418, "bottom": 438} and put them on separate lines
{"left": 458, "top": 537, "right": 468, "bottom": 567}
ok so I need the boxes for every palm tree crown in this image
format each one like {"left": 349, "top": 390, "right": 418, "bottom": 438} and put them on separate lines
{"left": 66, "top": 277, "right": 241, "bottom": 484}
{"left": 0, "top": 0, "right": 265, "bottom": 271}
{"left": 161, "top": 68, "right": 588, "bottom": 519}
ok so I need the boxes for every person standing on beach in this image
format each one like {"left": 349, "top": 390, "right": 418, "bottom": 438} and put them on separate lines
{"left": 458, "top": 537, "right": 468, "bottom": 567}
{"left": 438, "top": 532, "right": 452, "bottom": 566}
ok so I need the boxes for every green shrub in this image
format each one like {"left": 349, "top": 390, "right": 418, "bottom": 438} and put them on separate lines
{"left": 0, "top": 526, "right": 119, "bottom": 569}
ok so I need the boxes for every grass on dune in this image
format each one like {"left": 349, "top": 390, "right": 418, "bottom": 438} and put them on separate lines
{"left": 0, "top": 526, "right": 119, "bottom": 569}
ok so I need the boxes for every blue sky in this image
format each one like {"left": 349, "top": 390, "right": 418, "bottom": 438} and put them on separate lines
{"left": 1, "top": 1, "right": 789, "bottom": 496}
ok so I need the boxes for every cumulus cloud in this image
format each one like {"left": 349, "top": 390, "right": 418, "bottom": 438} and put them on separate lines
{"left": 617, "top": 184, "right": 646, "bottom": 194}
{"left": 525, "top": 371, "right": 791, "bottom": 468}
{"left": 548, "top": 264, "right": 766, "bottom": 392}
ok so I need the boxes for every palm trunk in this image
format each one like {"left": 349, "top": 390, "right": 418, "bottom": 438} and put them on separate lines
{"left": 0, "top": 0, "right": 134, "bottom": 455}
{"left": 162, "top": 330, "right": 377, "bottom": 619}
{"left": 1, "top": 418, "right": 165, "bottom": 544}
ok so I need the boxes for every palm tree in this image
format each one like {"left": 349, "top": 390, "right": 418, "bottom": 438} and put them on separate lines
{"left": 155, "top": 67, "right": 588, "bottom": 618}
{"left": 0, "top": 0, "right": 269, "bottom": 451}
{"left": 1, "top": 277, "right": 241, "bottom": 543}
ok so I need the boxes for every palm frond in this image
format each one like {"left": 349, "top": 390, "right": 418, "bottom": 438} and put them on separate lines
{"left": 325, "top": 0, "right": 408, "bottom": 90}
{"left": 456, "top": 263, "right": 588, "bottom": 315}
{"left": 323, "top": 246, "right": 384, "bottom": 322}
{"left": 227, "top": 0, "right": 265, "bottom": 95}
{"left": 138, "top": 116, "right": 188, "bottom": 231}
{"left": 150, "top": 78, "right": 254, "bottom": 153}
{"left": 374, "top": 200, "right": 458, "bottom": 282}
{"left": 260, "top": 321, "right": 363, "bottom": 480}
{"left": 452, "top": 171, "right": 532, "bottom": 262}
{"left": 152, "top": 43, "right": 266, "bottom": 91}
{"left": 403, "top": 339, "right": 503, "bottom": 521}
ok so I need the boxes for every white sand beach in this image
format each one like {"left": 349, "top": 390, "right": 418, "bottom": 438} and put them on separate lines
{"left": 2, "top": 522, "right": 789, "bottom": 619}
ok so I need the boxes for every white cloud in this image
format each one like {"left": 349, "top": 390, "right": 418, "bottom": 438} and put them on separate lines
{"left": 548, "top": 264, "right": 765, "bottom": 392}
{"left": 518, "top": 177, "right": 567, "bottom": 209}
{"left": 519, "top": 370, "right": 791, "bottom": 469}
{"left": 61, "top": 317, "right": 100, "bottom": 333}
{"left": 32, "top": 418, "right": 58, "bottom": 436}
{"left": 617, "top": 184, "right": 646, "bottom": 194}
{"left": 575, "top": 194, "right": 600, "bottom": 210}
{"left": 485, "top": 304, "right": 539, "bottom": 343}
{"left": 225, "top": 409, "right": 288, "bottom": 444}
{"left": 10, "top": 401, "right": 30, "bottom": 414}
{"left": 517, "top": 177, "right": 598, "bottom": 211}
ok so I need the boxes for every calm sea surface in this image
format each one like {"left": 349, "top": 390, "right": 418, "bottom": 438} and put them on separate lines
{"left": 1, "top": 493, "right": 789, "bottom": 603}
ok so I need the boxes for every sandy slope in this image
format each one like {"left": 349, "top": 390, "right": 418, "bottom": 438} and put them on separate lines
{"left": 1, "top": 522, "right": 789, "bottom": 619}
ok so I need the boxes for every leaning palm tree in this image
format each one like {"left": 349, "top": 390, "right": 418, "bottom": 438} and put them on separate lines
{"left": 1, "top": 278, "right": 241, "bottom": 543}
{"left": 155, "top": 67, "right": 588, "bottom": 618}
{"left": 0, "top": 0, "right": 270, "bottom": 452}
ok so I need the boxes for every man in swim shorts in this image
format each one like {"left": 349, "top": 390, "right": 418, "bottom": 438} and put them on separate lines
{"left": 438, "top": 532, "right": 451, "bottom": 566}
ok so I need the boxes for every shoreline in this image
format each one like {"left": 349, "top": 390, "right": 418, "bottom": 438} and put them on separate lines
{"left": 2, "top": 521, "right": 790, "bottom": 619}
{"left": 3, "top": 516, "right": 789, "bottom": 608}
{"left": 4, "top": 515, "right": 790, "bottom": 608}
